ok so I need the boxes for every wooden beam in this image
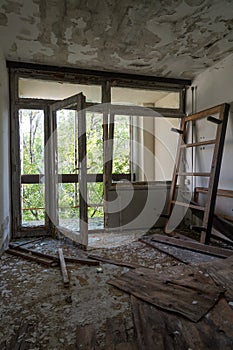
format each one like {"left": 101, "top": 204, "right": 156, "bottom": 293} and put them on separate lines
{"left": 176, "top": 172, "right": 210, "bottom": 177}
{"left": 88, "top": 254, "right": 141, "bottom": 269}
{"left": 7, "top": 60, "right": 191, "bottom": 87}
{"left": 201, "top": 104, "right": 230, "bottom": 244}
{"left": 171, "top": 200, "right": 205, "bottom": 211}
{"left": 149, "top": 234, "right": 233, "bottom": 259}
{"left": 76, "top": 324, "right": 96, "bottom": 350}
{"left": 102, "top": 81, "right": 111, "bottom": 229}
{"left": 6, "top": 247, "right": 58, "bottom": 266}
{"left": 21, "top": 173, "right": 132, "bottom": 184}
{"left": 58, "top": 248, "right": 69, "bottom": 287}
{"left": 180, "top": 139, "right": 216, "bottom": 148}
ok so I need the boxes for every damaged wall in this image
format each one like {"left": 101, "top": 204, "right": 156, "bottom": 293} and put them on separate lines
{"left": 186, "top": 52, "right": 233, "bottom": 218}
{"left": 0, "top": 46, "right": 10, "bottom": 253}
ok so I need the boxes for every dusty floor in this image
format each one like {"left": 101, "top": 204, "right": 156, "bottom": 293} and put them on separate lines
{"left": 0, "top": 232, "right": 180, "bottom": 349}
{"left": 0, "top": 230, "right": 232, "bottom": 349}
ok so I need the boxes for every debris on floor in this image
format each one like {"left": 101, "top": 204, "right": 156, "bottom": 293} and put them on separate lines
{"left": 1, "top": 231, "right": 233, "bottom": 349}
{"left": 131, "top": 295, "right": 233, "bottom": 350}
{"left": 58, "top": 248, "right": 70, "bottom": 288}
{"left": 108, "top": 264, "right": 224, "bottom": 322}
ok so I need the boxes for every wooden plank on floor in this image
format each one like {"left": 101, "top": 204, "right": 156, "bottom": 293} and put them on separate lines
{"left": 105, "top": 317, "right": 127, "bottom": 347}
{"left": 140, "top": 236, "right": 219, "bottom": 264}
{"left": 108, "top": 266, "right": 224, "bottom": 322}
{"left": 150, "top": 234, "right": 233, "bottom": 258}
{"left": 9, "top": 245, "right": 59, "bottom": 265}
{"left": 64, "top": 256, "right": 100, "bottom": 266}
{"left": 10, "top": 237, "right": 45, "bottom": 248}
{"left": 8, "top": 322, "right": 34, "bottom": 350}
{"left": 88, "top": 254, "right": 140, "bottom": 269}
{"left": 76, "top": 324, "right": 96, "bottom": 350}
{"left": 115, "top": 343, "right": 138, "bottom": 350}
{"left": 131, "top": 296, "right": 233, "bottom": 350}
{"left": 139, "top": 237, "right": 188, "bottom": 264}
{"left": 9, "top": 244, "right": 99, "bottom": 266}
{"left": 58, "top": 248, "right": 69, "bottom": 287}
{"left": 6, "top": 248, "right": 57, "bottom": 267}
{"left": 105, "top": 317, "right": 138, "bottom": 350}
{"left": 200, "top": 255, "right": 233, "bottom": 301}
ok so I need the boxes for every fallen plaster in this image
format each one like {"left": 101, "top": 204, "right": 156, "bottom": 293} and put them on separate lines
{"left": 1, "top": 230, "right": 233, "bottom": 348}
{"left": 0, "top": 235, "right": 178, "bottom": 349}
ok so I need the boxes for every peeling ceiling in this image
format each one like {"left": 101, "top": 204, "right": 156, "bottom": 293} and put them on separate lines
{"left": 1, "top": 0, "right": 233, "bottom": 79}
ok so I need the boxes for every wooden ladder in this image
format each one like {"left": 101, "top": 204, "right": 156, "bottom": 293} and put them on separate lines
{"left": 165, "top": 103, "right": 230, "bottom": 244}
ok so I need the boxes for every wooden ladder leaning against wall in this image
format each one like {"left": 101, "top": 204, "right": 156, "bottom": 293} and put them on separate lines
{"left": 165, "top": 103, "right": 230, "bottom": 244}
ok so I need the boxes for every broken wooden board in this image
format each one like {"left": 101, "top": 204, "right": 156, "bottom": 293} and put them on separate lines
{"left": 58, "top": 248, "right": 69, "bottom": 287}
{"left": 140, "top": 237, "right": 218, "bottom": 264}
{"left": 147, "top": 234, "right": 233, "bottom": 258}
{"left": 108, "top": 266, "right": 224, "bottom": 322}
{"left": 8, "top": 244, "right": 99, "bottom": 266}
{"left": 63, "top": 255, "right": 100, "bottom": 266}
{"left": 76, "top": 324, "right": 96, "bottom": 350}
{"left": 131, "top": 296, "right": 233, "bottom": 350}
{"left": 6, "top": 248, "right": 58, "bottom": 267}
{"left": 76, "top": 318, "right": 138, "bottom": 350}
{"left": 200, "top": 255, "right": 233, "bottom": 301}
{"left": 88, "top": 254, "right": 141, "bottom": 269}
{"left": 10, "top": 237, "right": 45, "bottom": 248}
{"left": 8, "top": 322, "right": 34, "bottom": 350}
{"left": 105, "top": 317, "right": 138, "bottom": 349}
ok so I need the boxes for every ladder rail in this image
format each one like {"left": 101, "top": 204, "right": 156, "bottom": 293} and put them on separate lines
{"left": 165, "top": 103, "right": 230, "bottom": 244}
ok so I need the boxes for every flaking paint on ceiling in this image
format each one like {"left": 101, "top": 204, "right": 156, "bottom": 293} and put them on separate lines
{"left": 0, "top": 0, "right": 233, "bottom": 79}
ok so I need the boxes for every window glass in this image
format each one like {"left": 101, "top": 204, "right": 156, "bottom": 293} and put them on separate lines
{"left": 19, "top": 78, "right": 101, "bottom": 103}
{"left": 111, "top": 87, "right": 180, "bottom": 109}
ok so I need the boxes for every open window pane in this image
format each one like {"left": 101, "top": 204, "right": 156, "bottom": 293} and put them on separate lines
{"left": 58, "top": 183, "right": 79, "bottom": 229}
{"left": 57, "top": 109, "right": 76, "bottom": 174}
{"left": 111, "top": 87, "right": 180, "bottom": 109}
{"left": 86, "top": 112, "right": 103, "bottom": 174}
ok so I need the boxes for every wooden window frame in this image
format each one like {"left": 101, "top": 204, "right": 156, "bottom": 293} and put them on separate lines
{"left": 8, "top": 62, "right": 190, "bottom": 237}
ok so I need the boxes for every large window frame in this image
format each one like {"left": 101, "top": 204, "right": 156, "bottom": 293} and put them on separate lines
{"left": 8, "top": 62, "right": 190, "bottom": 238}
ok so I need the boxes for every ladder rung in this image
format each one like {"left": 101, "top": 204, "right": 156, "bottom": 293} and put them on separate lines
{"left": 177, "top": 172, "right": 211, "bottom": 177}
{"left": 171, "top": 200, "right": 205, "bottom": 211}
{"left": 207, "top": 116, "right": 222, "bottom": 124}
{"left": 171, "top": 127, "right": 184, "bottom": 134}
{"left": 190, "top": 225, "right": 206, "bottom": 233}
{"left": 180, "top": 139, "right": 216, "bottom": 148}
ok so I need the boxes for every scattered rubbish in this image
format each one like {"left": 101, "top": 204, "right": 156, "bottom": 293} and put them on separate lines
{"left": 58, "top": 248, "right": 69, "bottom": 288}
{"left": 65, "top": 296, "right": 72, "bottom": 304}
{"left": 96, "top": 267, "right": 103, "bottom": 273}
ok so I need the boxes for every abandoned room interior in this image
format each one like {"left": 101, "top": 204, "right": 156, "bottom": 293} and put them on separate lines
{"left": 1, "top": 1, "right": 233, "bottom": 349}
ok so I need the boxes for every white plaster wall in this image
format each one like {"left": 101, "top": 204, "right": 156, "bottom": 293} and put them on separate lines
{"left": 186, "top": 52, "right": 233, "bottom": 217}
{"left": 0, "top": 47, "right": 10, "bottom": 253}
